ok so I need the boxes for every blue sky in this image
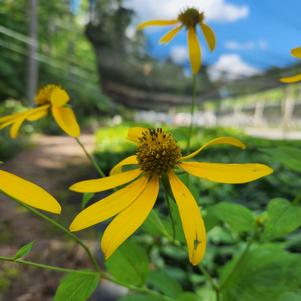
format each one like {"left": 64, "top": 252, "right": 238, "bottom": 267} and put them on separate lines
{"left": 125, "top": 0, "right": 301, "bottom": 79}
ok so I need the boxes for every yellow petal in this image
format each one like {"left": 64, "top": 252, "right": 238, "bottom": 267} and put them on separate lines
{"left": 101, "top": 176, "right": 159, "bottom": 259}
{"left": 50, "top": 87, "right": 70, "bottom": 107}
{"left": 127, "top": 127, "right": 147, "bottom": 143}
{"left": 291, "top": 47, "right": 301, "bottom": 58}
{"left": 159, "top": 25, "right": 183, "bottom": 44}
{"left": 181, "top": 137, "right": 246, "bottom": 161}
{"left": 110, "top": 155, "right": 138, "bottom": 176}
{"left": 70, "top": 169, "right": 142, "bottom": 193}
{"left": 0, "top": 170, "right": 61, "bottom": 214}
{"left": 0, "top": 111, "right": 27, "bottom": 124}
{"left": 137, "top": 19, "right": 179, "bottom": 30}
{"left": 280, "top": 74, "right": 301, "bottom": 83}
{"left": 168, "top": 171, "right": 206, "bottom": 265}
{"left": 26, "top": 105, "right": 49, "bottom": 121}
{"left": 179, "top": 162, "right": 273, "bottom": 184}
{"left": 200, "top": 22, "right": 216, "bottom": 52}
{"left": 69, "top": 176, "right": 148, "bottom": 232}
{"left": 51, "top": 106, "right": 80, "bottom": 137}
{"left": 188, "top": 27, "right": 201, "bottom": 74}
{"left": 10, "top": 116, "right": 26, "bottom": 139}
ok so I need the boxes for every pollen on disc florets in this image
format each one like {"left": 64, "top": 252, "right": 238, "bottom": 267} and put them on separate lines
{"left": 136, "top": 128, "right": 182, "bottom": 177}
{"left": 178, "top": 8, "right": 204, "bottom": 28}
{"left": 35, "top": 84, "right": 59, "bottom": 105}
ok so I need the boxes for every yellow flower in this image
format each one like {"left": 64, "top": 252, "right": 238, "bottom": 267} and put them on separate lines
{"left": 137, "top": 8, "right": 216, "bottom": 74}
{"left": 0, "top": 85, "right": 80, "bottom": 138}
{"left": 69, "top": 127, "right": 272, "bottom": 265}
{"left": 281, "top": 46, "right": 301, "bottom": 83}
{"left": 0, "top": 169, "right": 61, "bottom": 214}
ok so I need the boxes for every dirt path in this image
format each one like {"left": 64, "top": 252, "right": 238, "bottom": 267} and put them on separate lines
{"left": 0, "top": 134, "right": 100, "bottom": 301}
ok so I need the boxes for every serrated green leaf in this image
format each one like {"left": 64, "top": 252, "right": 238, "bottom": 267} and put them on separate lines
{"left": 176, "top": 292, "right": 200, "bottom": 301}
{"left": 220, "top": 245, "right": 301, "bottom": 301}
{"left": 119, "top": 295, "right": 165, "bottom": 301}
{"left": 81, "top": 193, "right": 94, "bottom": 209}
{"left": 263, "top": 198, "right": 301, "bottom": 241}
{"left": 210, "top": 202, "right": 256, "bottom": 233}
{"left": 105, "top": 239, "right": 149, "bottom": 286}
{"left": 277, "top": 292, "right": 301, "bottom": 301}
{"left": 147, "top": 270, "right": 182, "bottom": 298}
{"left": 53, "top": 272, "right": 99, "bottom": 301}
{"left": 260, "top": 147, "right": 301, "bottom": 172}
{"left": 14, "top": 241, "right": 35, "bottom": 259}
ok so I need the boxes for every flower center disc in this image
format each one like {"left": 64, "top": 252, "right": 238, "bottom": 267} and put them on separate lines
{"left": 137, "top": 128, "right": 182, "bottom": 177}
{"left": 178, "top": 8, "right": 204, "bottom": 28}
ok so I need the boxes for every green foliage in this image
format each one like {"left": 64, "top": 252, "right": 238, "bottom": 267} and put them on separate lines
{"left": 176, "top": 292, "right": 200, "bottom": 301}
{"left": 105, "top": 239, "right": 149, "bottom": 287}
{"left": 53, "top": 272, "right": 99, "bottom": 301}
{"left": 119, "top": 295, "right": 165, "bottom": 301}
{"left": 81, "top": 193, "right": 94, "bottom": 209}
{"left": 262, "top": 198, "right": 301, "bottom": 241}
{"left": 14, "top": 241, "right": 35, "bottom": 260}
{"left": 277, "top": 292, "right": 301, "bottom": 301}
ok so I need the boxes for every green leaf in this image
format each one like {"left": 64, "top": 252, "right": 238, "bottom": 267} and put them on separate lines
{"left": 260, "top": 147, "right": 301, "bottom": 172}
{"left": 142, "top": 209, "right": 171, "bottom": 239}
{"left": 105, "top": 239, "right": 149, "bottom": 286}
{"left": 277, "top": 292, "right": 301, "bottom": 301}
{"left": 119, "top": 295, "right": 165, "bottom": 301}
{"left": 263, "top": 198, "right": 301, "bottom": 241}
{"left": 147, "top": 270, "right": 183, "bottom": 298}
{"left": 81, "top": 193, "right": 94, "bottom": 209}
{"left": 53, "top": 272, "right": 99, "bottom": 301}
{"left": 176, "top": 292, "right": 200, "bottom": 301}
{"left": 209, "top": 202, "right": 256, "bottom": 233}
{"left": 14, "top": 241, "right": 35, "bottom": 259}
{"left": 220, "top": 245, "right": 301, "bottom": 301}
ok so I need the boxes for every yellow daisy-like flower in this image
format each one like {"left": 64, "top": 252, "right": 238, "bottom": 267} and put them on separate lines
{"left": 281, "top": 46, "right": 301, "bottom": 83}
{"left": 0, "top": 85, "right": 80, "bottom": 138}
{"left": 69, "top": 127, "right": 272, "bottom": 265}
{"left": 137, "top": 7, "right": 216, "bottom": 74}
{"left": 0, "top": 169, "right": 61, "bottom": 214}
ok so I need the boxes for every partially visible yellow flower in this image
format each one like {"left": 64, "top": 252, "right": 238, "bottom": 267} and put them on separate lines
{"left": 0, "top": 169, "right": 61, "bottom": 214}
{"left": 137, "top": 8, "right": 216, "bottom": 74}
{"left": 0, "top": 85, "right": 80, "bottom": 138}
{"left": 69, "top": 127, "right": 272, "bottom": 265}
{"left": 281, "top": 46, "right": 301, "bottom": 83}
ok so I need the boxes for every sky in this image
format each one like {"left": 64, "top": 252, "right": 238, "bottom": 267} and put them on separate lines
{"left": 123, "top": 0, "right": 301, "bottom": 80}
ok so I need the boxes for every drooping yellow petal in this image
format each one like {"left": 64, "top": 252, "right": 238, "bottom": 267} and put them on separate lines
{"left": 26, "top": 105, "right": 49, "bottom": 121}
{"left": 188, "top": 26, "right": 201, "bottom": 74}
{"left": 0, "top": 111, "right": 27, "bottom": 124}
{"left": 101, "top": 176, "right": 159, "bottom": 259}
{"left": 50, "top": 87, "right": 70, "bottom": 107}
{"left": 10, "top": 116, "right": 26, "bottom": 139}
{"left": 70, "top": 169, "right": 142, "bottom": 193}
{"left": 168, "top": 171, "right": 206, "bottom": 265}
{"left": 51, "top": 106, "right": 80, "bottom": 137}
{"left": 137, "top": 19, "right": 179, "bottom": 30}
{"left": 280, "top": 74, "right": 301, "bottom": 83}
{"left": 159, "top": 25, "right": 183, "bottom": 44}
{"left": 110, "top": 155, "right": 138, "bottom": 176}
{"left": 200, "top": 22, "right": 216, "bottom": 52}
{"left": 181, "top": 137, "right": 246, "bottom": 161}
{"left": 127, "top": 127, "right": 147, "bottom": 143}
{"left": 0, "top": 170, "right": 61, "bottom": 214}
{"left": 69, "top": 176, "right": 148, "bottom": 232}
{"left": 291, "top": 47, "right": 301, "bottom": 58}
{"left": 180, "top": 162, "right": 273, "bottom": 184}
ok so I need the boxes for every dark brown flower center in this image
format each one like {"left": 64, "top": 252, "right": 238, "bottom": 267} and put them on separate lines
{"left": 136, "top": 128, "right": 182, "bottom": 177}
{"left": 178, "top": 8, "right": 204, "bottom": 28}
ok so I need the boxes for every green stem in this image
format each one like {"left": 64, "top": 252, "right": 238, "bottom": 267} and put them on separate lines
{"left": 0, "top": 255, "right": 98, "bottom": 276}
{"left": 199, "top": 265, "right": 221, "bottom": 301}
{"left": 186, "top": 75, "right": 197, "bottom": 152}
{"left": 18, "top": 201, "right": 100, "bottom": 272}
{"left": 75, "top": 137, "right": 106, "bottom": 178}
{"left": 220, "top": 239, "right": 253, "bottom": 291}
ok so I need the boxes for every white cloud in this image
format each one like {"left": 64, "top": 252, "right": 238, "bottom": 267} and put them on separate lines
{"left": 170, "top": 45, "right": 188, "bottom": 64}
{"left": 225, "top": 40, "right": 269, "bottom": 51}
{"left": 208, "top": 54, "right": 261, "bottom": 81}
{"left": 124, "top": 0, "right": 249, "bottom": 24}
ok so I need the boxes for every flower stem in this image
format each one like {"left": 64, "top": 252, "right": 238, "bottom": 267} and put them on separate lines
{"left": 199, "top": 265, "right": 221, "bottom": 301}
{"left": 186, "top": 74, "right": 197, "bottom": 152}
{"left": 15, "top": 200, "right": 100, "bottom": 272}
{"left": 0, "top": 255, "right": 98, "bottom": 276}
{"left": 75, "top": 137, "right": 106, "bottom": 178}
